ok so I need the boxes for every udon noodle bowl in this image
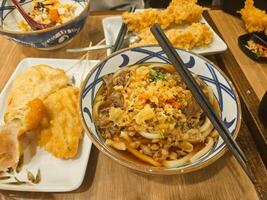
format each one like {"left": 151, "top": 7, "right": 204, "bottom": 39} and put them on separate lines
{"left": 93, "top": 63, "right": 220, "bottom": 168}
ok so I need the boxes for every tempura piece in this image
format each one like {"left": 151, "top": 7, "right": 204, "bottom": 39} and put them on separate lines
{"left": 168, "top": 0, "right": 207, "bottom": 24}
{"left": 239, "top": 0, "right": 267, "bottom": 34}
{"left": 0, "top": 65, "right": 67, "bottom": 171}
{"left": 122, "top": 0, "right": 208, "bottom": 32}
{"left": 6, "top": 98, "right": 47, "bottom": 137}
{"left": 39, "top": 87, "right": 83, "bottom": 159}
{"left": 131, "top": 23, "right": 213, "bottom": 49}
{"left": 0, "top": 64, "right": 83, "bottom": 171}
{"left": 0, "top": 124, "right": 20, "bottom": 171}
{"left": 5, "top": 64, "right": 68, "bottom": 122}
{"left": 123, "top": 9, "right": 171, "bottom": 32}
{"left": 0, "top": 98, "right": 46, "bottom": 171}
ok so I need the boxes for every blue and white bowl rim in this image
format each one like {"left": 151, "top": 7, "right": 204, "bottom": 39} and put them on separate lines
{"left": 80, "top": 45, "right": 242, "bottom": 174}
{"left": 0, "top": 0, "right": 90, "bottom": 34}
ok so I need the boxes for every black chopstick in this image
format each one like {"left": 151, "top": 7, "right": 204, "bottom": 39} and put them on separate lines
{"left": 111, "top": 6, "right": 136, "bottom": 53}
{"left": 150, "top": 24, "right": 256, "bottom": 183}
{"left": 151, "top": 24, "right": 247, "bottom": 164}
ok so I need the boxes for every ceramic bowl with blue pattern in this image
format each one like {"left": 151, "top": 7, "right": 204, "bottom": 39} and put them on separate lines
{"left": 80, "top": 46, "right": 241, "bottom": 174}
{"left": 0, "top": 0, "right": 90, "bottom": 49}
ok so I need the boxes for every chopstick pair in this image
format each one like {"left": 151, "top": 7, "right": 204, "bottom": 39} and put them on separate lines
{"left": 150, "top": 24, "right": 256, "bottom": 183}
{"left": 111, "top": 5, "right": 136, "bottom": 53}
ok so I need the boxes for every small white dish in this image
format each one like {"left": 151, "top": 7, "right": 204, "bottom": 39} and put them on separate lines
{"left": 0, "top": 57, "right": 99, "bottom": 192}
{"left": 102, "top": 15, "right": 228, "bottom": 56}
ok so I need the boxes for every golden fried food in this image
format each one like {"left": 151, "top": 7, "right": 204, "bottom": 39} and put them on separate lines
{"left": 131, "top": 23, "right": 213, "bottom": 49}
{"left": 239, "top": 0, "right": 267, "bottom": 34}
{"left": 168, "top": 0, "right": 208, "bottom": 25}
{"left": 122, "top": 0, "right": 212, "bottom": 49}
{"left": 0, "top": 98, "right": 46, "bottom": 171}
{"left": 123, "top": 9, "right": 170, "bottom": 32}
{"left": 5, "top": 98, "right": 47, "bottom": 137}
{"left": 0, "top": 65, "right": 76, "bottom": 171}
{"left": 5, "top": 64, "right": 68, "bottom": 119}
{"left": 5, "top": 65, "right": 68, "bottom": 134}
{"left": 122, "top": 0, "right": 207, "bottom": 32}
{"left": 39, "top": 87, "right": 83, "bottom": 159}
{"left": 0, "top": 124, "right": 20, "bottom": 171}
{"left": 0, "top": 64, "right": 82, "bottom": 171}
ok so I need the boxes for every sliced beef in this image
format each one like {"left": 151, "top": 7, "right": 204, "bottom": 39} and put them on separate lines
{"left": 112, "top": 71, "right": 129, "bottom": 87}
{"left": 109, "top": 91, "right": 124, "bottom": 107}
{"left": 184, "top": 96, "right": 203, "bottom": 130}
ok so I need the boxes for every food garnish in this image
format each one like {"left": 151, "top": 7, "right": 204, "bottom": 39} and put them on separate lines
{"left": 19, "top": 0, "right": 76, "bottom": 31}
{"left": 247, "top": 39, "right": 267, "bottom": 58}
{"left": 149, "top": 68, "right": 168, "bottom": 81}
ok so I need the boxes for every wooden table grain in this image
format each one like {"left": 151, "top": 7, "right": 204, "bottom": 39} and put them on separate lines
{"left": 208, "top": 10, "right": 267, "bottom": 100}
{"left": 0, "top": 11, "right": 266, "bottom": 200}
{"left": 207, "top": 10, "right": 267, "bottom": 167}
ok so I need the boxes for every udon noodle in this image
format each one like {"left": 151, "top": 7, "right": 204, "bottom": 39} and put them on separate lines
{"left": 93, "top": 63, "right": 220, "bottom": 167}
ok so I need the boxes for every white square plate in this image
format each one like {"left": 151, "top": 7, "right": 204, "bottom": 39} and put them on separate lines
{"left": 0, "top": 58, "right": 99, "bottom": 192}
{"left": 102, "top": 15, "right": 227, "bottom": 56}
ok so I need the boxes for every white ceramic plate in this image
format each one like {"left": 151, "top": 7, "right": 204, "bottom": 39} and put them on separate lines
{"left": 0, "top": 58, "right": 99, "bottom": 192}
{"left": 102, "top": 15, "right": 228, "bottom": 56}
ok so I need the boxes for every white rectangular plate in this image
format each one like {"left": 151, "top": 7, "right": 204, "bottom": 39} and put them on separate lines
{"left": 102, "top": 15, "right": 227, "bottom": 56}
{"left": 0, "top": 58, "right": 99, "bottom": 192}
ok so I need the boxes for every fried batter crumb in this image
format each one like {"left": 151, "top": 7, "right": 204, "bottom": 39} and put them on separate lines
{"left": 39, "top": 87, "right": 83, "bottom": 159}
{"left": 122, "top": 0, "right": 208, "bottom": 32}
{"left": 239, "top": 0, "right": 267, "bottom": 34}
{"left": 131, "top": 23, "right": 213, "bottom": 50}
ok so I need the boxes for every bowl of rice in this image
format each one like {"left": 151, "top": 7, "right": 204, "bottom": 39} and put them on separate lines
{"left": 0, "top": 0, "right": 90, "bottom": 49}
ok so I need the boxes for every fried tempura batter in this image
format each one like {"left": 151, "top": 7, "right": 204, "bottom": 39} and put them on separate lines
{"left": 5, "top": 65, "right": 68, "bottom": 119}
{"left": 122, "top": 0, "right": 207, "bottom": 32}
{"left": 131, "top": 23, "right": 213, "bottom": 49}
{"left": 5, "top": 99, "right": 46, "bottom": 137}
{"left": 39, "top": 87, "right": 83, "bottom": 159}
{"left": 0, "top": 124, "right": 20, "bottom": 171}
{"left": 0, "top": 65, "right": 81, "bottom": 171}
{"left": 122, "top": 0, "right": 212, "bottom": 49}
{"left": 0, "top": 98, "right": 46, "bottom": 170}
{"left": 239, "top": 0, "right": 267, "bottom": 34}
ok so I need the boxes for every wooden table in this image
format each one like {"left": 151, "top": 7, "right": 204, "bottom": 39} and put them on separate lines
{"left": 0, "top": 10, "right": 266, "bottom": 200}
{"left": 206, "top": 10, "right": 267, "bottom": 167}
